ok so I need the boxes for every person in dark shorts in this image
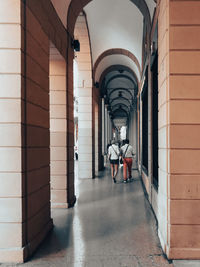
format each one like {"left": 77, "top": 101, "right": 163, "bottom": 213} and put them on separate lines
{"left": 108, "top": 140, "right": 120, "bottom": 183}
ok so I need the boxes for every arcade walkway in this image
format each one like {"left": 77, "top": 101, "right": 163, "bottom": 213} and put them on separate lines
{"left": 4, "top": 164, "right": 173, "bottom": 267}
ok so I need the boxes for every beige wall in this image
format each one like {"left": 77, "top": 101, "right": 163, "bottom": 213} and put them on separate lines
{"left": 158, "top": 0, "right": 200, "bottom": 259}
{"left": 50, "top": 58, "right": 67, "bottom": 208}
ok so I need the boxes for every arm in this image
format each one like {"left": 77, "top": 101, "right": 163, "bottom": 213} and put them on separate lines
{"left": 117, "top": 146, "right": 120, "bottom": 157}
{"left": 108, "top": 146, "right": 111, "bottom": 159}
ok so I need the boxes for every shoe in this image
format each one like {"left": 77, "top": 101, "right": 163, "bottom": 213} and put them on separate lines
{"left": 123, "top": 180, "right": 127, "bottom": 183}
{"left": 127, "top": 178, "right": 130, "bottom": 182}
{"left": 113, "top": 178, "right": 116, "bottom": 183}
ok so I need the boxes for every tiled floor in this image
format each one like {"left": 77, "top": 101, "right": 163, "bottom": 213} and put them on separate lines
{"left": 2, "top": 163, "right": 173, "bottom": 267}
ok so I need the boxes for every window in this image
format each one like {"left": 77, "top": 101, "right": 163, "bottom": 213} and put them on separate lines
{"left": 151, "top": 52, "right": 158, "bottom": 188}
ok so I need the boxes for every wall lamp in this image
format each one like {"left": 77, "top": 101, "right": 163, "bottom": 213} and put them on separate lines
{"left": 151, "top": 41, "right": 156, "bottom": 55}
{"left": 72, "top": 39, "right": 80, "bottom": 52}
{"left": 94, "top": 82, "right": 99, "bottom": 88}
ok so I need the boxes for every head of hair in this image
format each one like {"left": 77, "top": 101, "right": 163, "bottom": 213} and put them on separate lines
{"left": 126, "top": 139, "right": 129, "bottom": 144}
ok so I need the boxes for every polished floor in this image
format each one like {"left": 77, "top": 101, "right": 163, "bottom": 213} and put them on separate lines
{"left": 3, "top": 162, "right": 173, "bottom": 267}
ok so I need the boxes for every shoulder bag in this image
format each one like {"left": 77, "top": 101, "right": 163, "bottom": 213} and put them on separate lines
{"left": 120, "top": 145, "right": 129, "bottom": 164}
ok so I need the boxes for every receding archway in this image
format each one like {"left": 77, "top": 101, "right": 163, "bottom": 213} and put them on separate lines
{"left": 93, "top": 48, "right": 141, "bottom": 78}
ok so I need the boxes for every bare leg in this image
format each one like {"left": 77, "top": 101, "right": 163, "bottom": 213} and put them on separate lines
{"left": 114, "top": 164, "right": 119, "bottom": 178}
{"left": 110, "top": 163, "right": 114, "bottom": 178}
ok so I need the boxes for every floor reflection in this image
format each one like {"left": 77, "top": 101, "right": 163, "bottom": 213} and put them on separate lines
{"left": 73, "top": 209, "right": 85, "bottom": 267}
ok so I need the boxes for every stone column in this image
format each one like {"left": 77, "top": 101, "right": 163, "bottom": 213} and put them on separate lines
{"left": 50, "top": 59, "right": 67, "bottom": 208}
{"left": 105, "top": 106, "right": 108, "bottom": 149}
{"left": 95, "top": 102, "right": 99, "bottom": 173}
{"left": 107, "top": 112, "right": 111, "bottom": 142}
{"left": 158, "top": 0, "right": 200, "bottom": 259}
{"left": 23, "top": 1, "right": 53, "bottom": 260}
{"left": 75, "top": 14, "right": 93, "bottom": 179}
{"left": 109, "top": 115, "right": 113, "bottom": 141}
{"left": 102, "top": 98, "right": 105, "bottom": 155}
{"left": 0, "top": 1, "right": 53, "bottom": 262}
{"left": 77, "top": 83, "right": 93, "bottom": 178}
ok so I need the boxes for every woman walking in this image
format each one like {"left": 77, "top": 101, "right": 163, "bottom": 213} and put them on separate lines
{"left": 108, "top": 140, "right": 120, "bottom": 183}
{"left": 121, "top": 139, "right": 134, "bottom": 183}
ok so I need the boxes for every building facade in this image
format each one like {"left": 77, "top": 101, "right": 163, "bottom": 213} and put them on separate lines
{"left": 0, "top": 0, "right": 200, "bottom": 263}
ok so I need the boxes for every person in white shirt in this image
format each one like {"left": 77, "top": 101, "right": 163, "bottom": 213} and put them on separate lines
{"left": 120, "top": 139, "right": 134, "bottom": 183}
{"left": 108, "top": 140, "right": 120, "bottom": 183}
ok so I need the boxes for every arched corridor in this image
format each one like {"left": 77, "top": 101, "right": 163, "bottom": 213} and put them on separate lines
{"left": 1, "top": 0, "right": 200, "bottom": 265}
{"left": 2, "top": 164, "right": 173, "bottom": 267}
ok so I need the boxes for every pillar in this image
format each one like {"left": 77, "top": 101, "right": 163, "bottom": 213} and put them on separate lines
{"left": 23, "top": 1, "right": 53, "bottom": 260}
{"left": 102, "top": 99, "right": 105, "bottom": 155}
{"left": 105, "top": 105, "right": 108, "bottom": 149}
{"left": 158, "top": 0, "right": 200, "bottom": 259}
{"left": 0, "top": 0, "right": 53, "bottom": 262}
{"left": 0, "top": 0, "right": 24, "bottom": 262}
{"left": 50, "top": 59, "right": 68, "bottom": 208}
{"left": 95, "top": 102, "right": 99, "bottom": 173}
{"left": 109, "top": 115, "right": 113, "bottom": 141}
{"left": 75, "top": 14, "right": 93, "bottom": 179}
{"left": 66, "top": 36, "right": 76, "bottom": 206}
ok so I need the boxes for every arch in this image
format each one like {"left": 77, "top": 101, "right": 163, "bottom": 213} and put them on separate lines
{"left": 93, "top": 49, "right": 141, "bottom": 78}
{"left": 99, "top": 64, "right": 139, "bottom": 99}
{"left": 67, "top": 0, "right": 151, "bottom": 37}
{"left": 108, "top": 88, "right": 134, "bottom": 99}
{"left": 112, "top": 103, "right": 130, "bottom": 113}
{"left": 112, "top": 108, "right": 129, "bottom": 118}
{"left": 99, "top": 65, "right": 139, "bottom": 89}
{"left": 110, "top": 96, "right": 131, "bottom": 106}
{"left": 106, "top": 74, "right": 136, "bottom": 89}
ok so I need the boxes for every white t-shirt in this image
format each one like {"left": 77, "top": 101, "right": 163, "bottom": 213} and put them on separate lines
{"left": 108, "top": 144, "right": 120, "bottom": 160}
{"left": 121, "top": 144, "right": 134, "bottom": 158}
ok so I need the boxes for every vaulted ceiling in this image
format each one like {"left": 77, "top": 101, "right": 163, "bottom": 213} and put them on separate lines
{"left": 51, "top": 0, "right": 156, "bottom": 126}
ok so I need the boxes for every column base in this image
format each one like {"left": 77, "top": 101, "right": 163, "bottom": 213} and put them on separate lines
{"left": 0, "top": 247, "right": 25, "bottom": 263}
{"left": 0, "top": 219, "right": 53, "bottom": 263}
